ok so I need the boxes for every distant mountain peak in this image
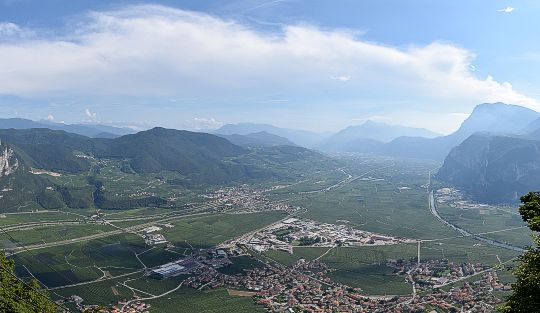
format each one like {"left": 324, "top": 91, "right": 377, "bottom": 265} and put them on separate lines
{"left": 218, "top": 131, "right": 296, "bottom": 148}
{"left": 250, "top": 131, "right": 273, "bottom": 135}
{"left": 470, "top": 102, "right": 536, "bottom": 114}
{"left": 0, "top": 117, "right": 135, "bottom": 138}
{"left": 318, "top": 121, "right": 440, "bottom": 152}
{"left": 361, "top": 120, "right": 379, "bottom": 125}
{"left": 214, "top": 123, "right": 329, "bottom": 147}
{"left": 473, "top": 102, "right": 519, "bottom": 110}
{"left": 454, "top": 102, "right": 539, "bottom": 139}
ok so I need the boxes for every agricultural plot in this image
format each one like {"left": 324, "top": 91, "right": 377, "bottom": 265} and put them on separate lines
{"left": 53, "top": 272, "right": 142, "bottom": 306}
{"left": 146, "top": 288, "right": 265, "bottom": 313}
{"left": 12, "top": 233, "right": 147, "bottom": 288}
{"left": 295, "top": 173, "right": 455, "bottom": 240}
{"left": 6, "top": 211, "right": 283, "bottom": 291}
{"left": 0, "top": 211, "right": 80, "bottom": 226}
{"left": 96, "top": 163, "right": 204, "bottom": 207}
{"left": 268, "top": 169, "right": 349, "bottom": 194}
{"left": 217, "top": 256, "right": 265, "bottom": 275}
{"left": 262, "top": 249, "right": 300, "bottom": 266}
{"left": 436, "top": 203, "right": 532, "bottom": 248}
{"left": 43, "top": 173, "right": 92, "bottom": 189}
{"left": 160, "top": 212, "right": 285, "bottom": 248}
{"left": 327, "top": 264, "right": 412, "bottom": 295}
{"left": 0, "top": 224, "right": 116, "bottom": 246}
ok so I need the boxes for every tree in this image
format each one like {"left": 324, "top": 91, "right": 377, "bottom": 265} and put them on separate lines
{"left": 0, "top": 251, "right": 58, "bottom": 312}
{"left": 499, "top": 192, "right": 540, "bottom": 312}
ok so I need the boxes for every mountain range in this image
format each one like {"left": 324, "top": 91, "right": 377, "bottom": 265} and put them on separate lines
{"left": 317, "top": 120, "right": 440, "bottom": 152}
{"left": 217, "top": 131, "right": 296, "bottom": 148}
{"left": 209, "top": 102, "right": 540, "bottom": 203}
{"left": 0, "top": 127, "right": 332, "bottom": 179}
{"left": 327, "top": 103, "right": 540, "bottom": 160}
{"left": 0, "top": 118, "right": 134, "bottom": 138}
{"left": 214, "top": 123, "right": 329, "bottom": 148}
{"left": 0, "top": 127, "right": 336, "bottom": 211}
{"left": 3, "top": 102, "right": 540, "bottom": 204}
{"left": 219, "top": 103, "right": 539, "bottom": 162}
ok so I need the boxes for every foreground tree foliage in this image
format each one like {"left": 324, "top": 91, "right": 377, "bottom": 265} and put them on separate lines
{"left": 0, "top": 251, "right": 57, "bottom": 312}
{"left": 499, "top": 192, "right": 540, "bottom": 312}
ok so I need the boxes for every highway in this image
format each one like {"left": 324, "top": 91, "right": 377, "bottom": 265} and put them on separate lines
{"left": 3, "top": 210, "right": 214, "bottom": 255}
{"left": 426, "top": 174, "right": 526, "bottom": 253}
{"left": 299, "top": 162, "right": 396, "bottom": 195}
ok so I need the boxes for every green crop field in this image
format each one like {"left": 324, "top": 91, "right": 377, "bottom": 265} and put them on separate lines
{"left": 328, "top": 264, "right": 412, "bottom": 295}
{"left": 262, "top": 250, "right": 300, "bottom": 266}
{"left": 0, "top": 224, "right": 116, "bottom": 246}
{"left": 6, "top": 211, "right": 284, "bottom": 290}
{"left": 146, "top": 288, "right": 264, "bottom": 313}
{"left": 437, "top": 203, "right": 532, "bottom": 247}
{"left": 160, "top": 212, "right": 285, "bottom": 248}
{"left": 217, "top": 255, "right": 265, "bottom": 275}
{"left": 0, "top": 211, "right": 81, "bottom": 226}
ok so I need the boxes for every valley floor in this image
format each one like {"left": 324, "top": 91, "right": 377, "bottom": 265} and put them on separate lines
{"left": 0, "top": 155, "right": 527, "bottom": 312}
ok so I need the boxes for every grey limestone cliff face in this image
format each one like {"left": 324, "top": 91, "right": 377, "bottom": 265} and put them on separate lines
{"left": 437, "top": 134, "right": 540, "bottom": 203}
{"left": 0, "top": 140, "right": 19, "bottom": 177}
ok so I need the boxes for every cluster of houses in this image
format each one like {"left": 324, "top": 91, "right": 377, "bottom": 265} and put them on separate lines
{"left": 388, "top": 258, "right": 492, "bottom": 290}
{"left": 400, "top": 272, "right": 509, "bottom": 312}
{"left": 205, "top": 186, "right": 303, "bottom": 214}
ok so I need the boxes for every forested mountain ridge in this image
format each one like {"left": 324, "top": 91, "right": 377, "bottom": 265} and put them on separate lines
{"left": 0, "top": 127, "right": 336, "bottom": 211}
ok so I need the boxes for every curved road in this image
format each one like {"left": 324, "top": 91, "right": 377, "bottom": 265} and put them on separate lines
{"left": 427, "top": 177, "right": 525, "bottom": 253}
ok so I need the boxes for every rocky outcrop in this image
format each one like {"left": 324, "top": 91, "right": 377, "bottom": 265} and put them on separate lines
{"left": 0, "top": 140, "right": 19, "bottom": 177}
{"left": 437, "top": 134, "right": 540, "bottom": 203}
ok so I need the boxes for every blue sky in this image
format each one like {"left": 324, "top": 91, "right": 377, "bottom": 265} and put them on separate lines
{"left": 0, "top": 0, "right": 538, "bottom": 133}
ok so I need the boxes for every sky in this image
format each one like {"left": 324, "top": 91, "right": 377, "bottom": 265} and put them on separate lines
{"left": 0, "top": 0, "right": 538, "bottom": 134}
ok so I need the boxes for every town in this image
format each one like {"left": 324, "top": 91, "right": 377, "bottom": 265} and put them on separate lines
{"left": 204, "top": 185, "right": 302, "bottom": 215}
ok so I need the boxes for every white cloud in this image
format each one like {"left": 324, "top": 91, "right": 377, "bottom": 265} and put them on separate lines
{"left": 46, "top": 114, "right": 55, "bottom": 121}
{"left": 498, "top": 6, "right": 515, "bottom": 13}
{"left": 85, "top": 108, "right": 97, "bottom": 120}
{"left": 0, "top": 22, "right": 34, "bottom": 40}
{"left": 0, "top": 22, "right": 20, "bottom": 36}
{"left": 188, "top": 117, "right": 223, "bottom": 131}
{"left": 330, "top": 76, "right": 351, "bottom": 82}
{"left": 0, "top": 4, "right": 536, "bottom": 114}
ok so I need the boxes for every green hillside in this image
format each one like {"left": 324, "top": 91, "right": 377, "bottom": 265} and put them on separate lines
{"left": 0, "top": 128, "right": 336, "bottom": 211}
